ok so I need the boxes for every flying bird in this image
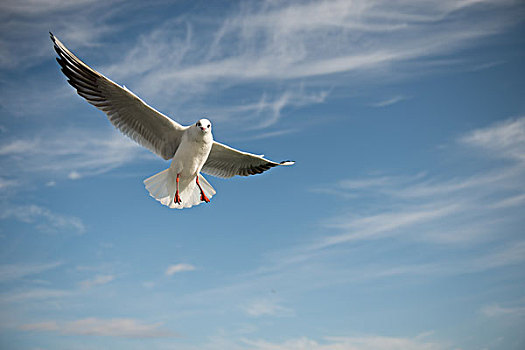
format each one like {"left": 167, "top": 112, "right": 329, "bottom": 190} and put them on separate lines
{"left": 50, "top": 33, "right": 294, "bottom": 209}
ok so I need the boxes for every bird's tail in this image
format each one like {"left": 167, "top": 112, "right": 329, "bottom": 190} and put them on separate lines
{"left": 143, "top": 169, "right": 216, "bottom": 209}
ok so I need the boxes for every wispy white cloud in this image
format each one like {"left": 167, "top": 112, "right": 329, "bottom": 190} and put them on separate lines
{"left": 0, "top": 0, "right": 124, "bottom": 69}
{"left": 0, "top": 177, "right": 18, "bottom": 191}
{"left": 210, "top": 88, "right": 329, "bottom": 129}
{"left": 241, "top": 333, "right": 443, "bottom": 350}
{"left": 251, "top": 89, "right": 329, "bottom": 129}
{"left": 1, "top": 0, "right": 103, "bottom": 18}
{"left": 318, "top": 202, "right": 461, "bottom": 248}
{"left": 197, "top": 0, "right": 515, "bottom": 83}
{"left": 460, "top": 116, "right": 525, "bottom": 162}
{"left": 0, "top": 262, "right": 62, "bottom": 283}
{"left": 490, "top": 192, "right": 525, "bottom": 209}
{"left": 79, "top": 274, "right": 115, "bottom": 289}
{"left": 0, "top": 127, "right": 147, "bottom": 182}
{"left": 242, "top": 298, "right": 293, "bottom": 317}
{"left": 366, "top": 240, "right": 525, "bottom": 279}
{"left": 167, "top": 329, "right": 443, "bottom": 350}
{"left": 165, "top": 263, "right": 196, "bottom": 276}
{"left": 312, "top": 116, "right": 525, "bottom": 249}
{"left": 20, "top": 317, "right": 175, "bottom": 338}
{"left": 481, "top": 302, "right": 525, "bottom": 318}
{"left": 467, "top": 60, "right": 506, "bottom": 72}
{"left": 0, "top": 288, "right": 71, "bottom": 303}
{"left": 470, "top": 241, "right": 525, "bottom": 270}
{"left": 234, "top": 128, "right": 299, "bottom": 141}
{"left": 0, "top": 204, "right": 85, "bottom": 235}
{"left": 370, "top": 95, "right": 409, "bottom": 108}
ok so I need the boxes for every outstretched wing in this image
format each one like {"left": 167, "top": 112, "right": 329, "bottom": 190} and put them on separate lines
{"left": 201, "top": 141, "right": 294, "bottom": 178}
{"left": 51, "top": 32, "right": 186, "bottom": 160}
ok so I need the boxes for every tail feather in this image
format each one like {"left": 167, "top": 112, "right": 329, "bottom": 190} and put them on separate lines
{"left": 144, "top": 169, "right": 216, "bottom": 209}
{"left": 144, "top": 169, "right": 172, "bottom": 200}
{"left": 198, "top": 173, "right": 216, "bottom": 197}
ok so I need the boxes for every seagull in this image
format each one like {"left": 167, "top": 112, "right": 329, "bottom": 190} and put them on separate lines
{"left": 50, "top": 33, "right": 294, "bottom": 209}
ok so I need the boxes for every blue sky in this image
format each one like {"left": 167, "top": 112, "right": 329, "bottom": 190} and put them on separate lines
{"left": 1, "top": 0, "right": 525, "bottom": 349}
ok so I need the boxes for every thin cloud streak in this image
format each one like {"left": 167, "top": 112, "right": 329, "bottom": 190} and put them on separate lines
{"left": 0, "top": 128, "right": 148, "bottom": 182}
{"left": 0, "top": 204, "right": 86, "bottom": 235}
{"left": 241, "top": 333, "right": 443, "bottom": 350}
{"left": 0, "top": 288, "right": 71, "bottom": 303}
{"left": 242, "top": 298, "right": 294, "bottom": 317}
{"left": 370, "top": 95, "right": 409, "bottom": 108}
{"left": 0, "top": 262, "right": 62, "bottom": 283}
{"left": 460, "top": 116, "right": 525, "bottom": 162}
{"left": 79, "top": 274, "right": 115, "bottom": 289}
{"left": 319, "top": 202, "right": 461, "bottom": 248}
{"left": 165, "top": 263, "right": 196, "bottom": 276}
{"left": 312, "top": 116, "right": 525, "bottom": 249}
{"left": 20, "top": 317, "right": 175, "bottom": 338}
{"left": 369, "top": 240, "right": 525, "bottom": 279}
{"left": 0, "top": 0, "right": 123, "bottom": 69}
{"left": 481, "top": 303, "right": 525, "bottom": 318}
{"left": 176, "top": 332, "right": 444, "bottom": 350}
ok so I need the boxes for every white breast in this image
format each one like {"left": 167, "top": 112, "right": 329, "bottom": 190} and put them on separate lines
{"left": 170, "top": 129, "right": 213, "bottom": 177}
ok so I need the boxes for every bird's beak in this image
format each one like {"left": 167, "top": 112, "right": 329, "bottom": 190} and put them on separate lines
{"left": 200, "top": 127, "right": 206, "bottom": 131}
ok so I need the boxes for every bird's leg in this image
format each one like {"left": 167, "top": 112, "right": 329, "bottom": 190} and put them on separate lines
{"left": 174, "top": 173, "right": 182, "bottom": 204}
{"left": 195, "top": 176, "right": 210, "bottom": 203}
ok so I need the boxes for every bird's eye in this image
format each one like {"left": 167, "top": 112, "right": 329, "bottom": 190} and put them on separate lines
{"left": 196, "top": 122, "right": 201, "bottom": 127}
{"left": 207, "top": 124, "right": 210, "bottom": 128}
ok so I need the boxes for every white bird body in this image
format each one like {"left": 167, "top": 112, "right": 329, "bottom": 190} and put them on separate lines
{"left": 51, "top": 33, "right": 294, "bottom": 210}
{"left": 144, "top": 120, "right": 215, "bottom": 209}
{"left": 170, "top": 123, "right": 213, "bottom": 178}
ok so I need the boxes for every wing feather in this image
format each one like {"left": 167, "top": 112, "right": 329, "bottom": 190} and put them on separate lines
{"left": 50, "top": 32, "right": 185, "bottom": 160}
{"left": 202, "top": 141, "right": 294, "bottom": 178}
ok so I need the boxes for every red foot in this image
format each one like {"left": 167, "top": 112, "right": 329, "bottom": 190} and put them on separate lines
{"left": 200, "top": 193, "right": 210, "bottom": 203}
{"left": 174, "top": 173, "right": 182, "bottom": 204}
{"left": 174, "top": 191, "right": 182, "bottom": 204}
{"left": 195, "top": 176, "right": 211, "bottom": 203}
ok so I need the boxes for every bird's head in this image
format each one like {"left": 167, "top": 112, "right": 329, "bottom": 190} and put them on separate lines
{"left": 194, "top": 118, "right": 212, "bottom": 134}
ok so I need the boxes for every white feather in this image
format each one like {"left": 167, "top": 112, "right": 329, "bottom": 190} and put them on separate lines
{"left": 144, "top": 169, "right": 216, "bottom": 209}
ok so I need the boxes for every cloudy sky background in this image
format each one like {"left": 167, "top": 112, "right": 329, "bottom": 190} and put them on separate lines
{"left": 1, "top": 0, "right": 524, "bottom": 349}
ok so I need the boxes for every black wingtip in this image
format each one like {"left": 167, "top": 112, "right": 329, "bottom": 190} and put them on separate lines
{"left": 280, "top": 160, "right": 295, "bottom": 165}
